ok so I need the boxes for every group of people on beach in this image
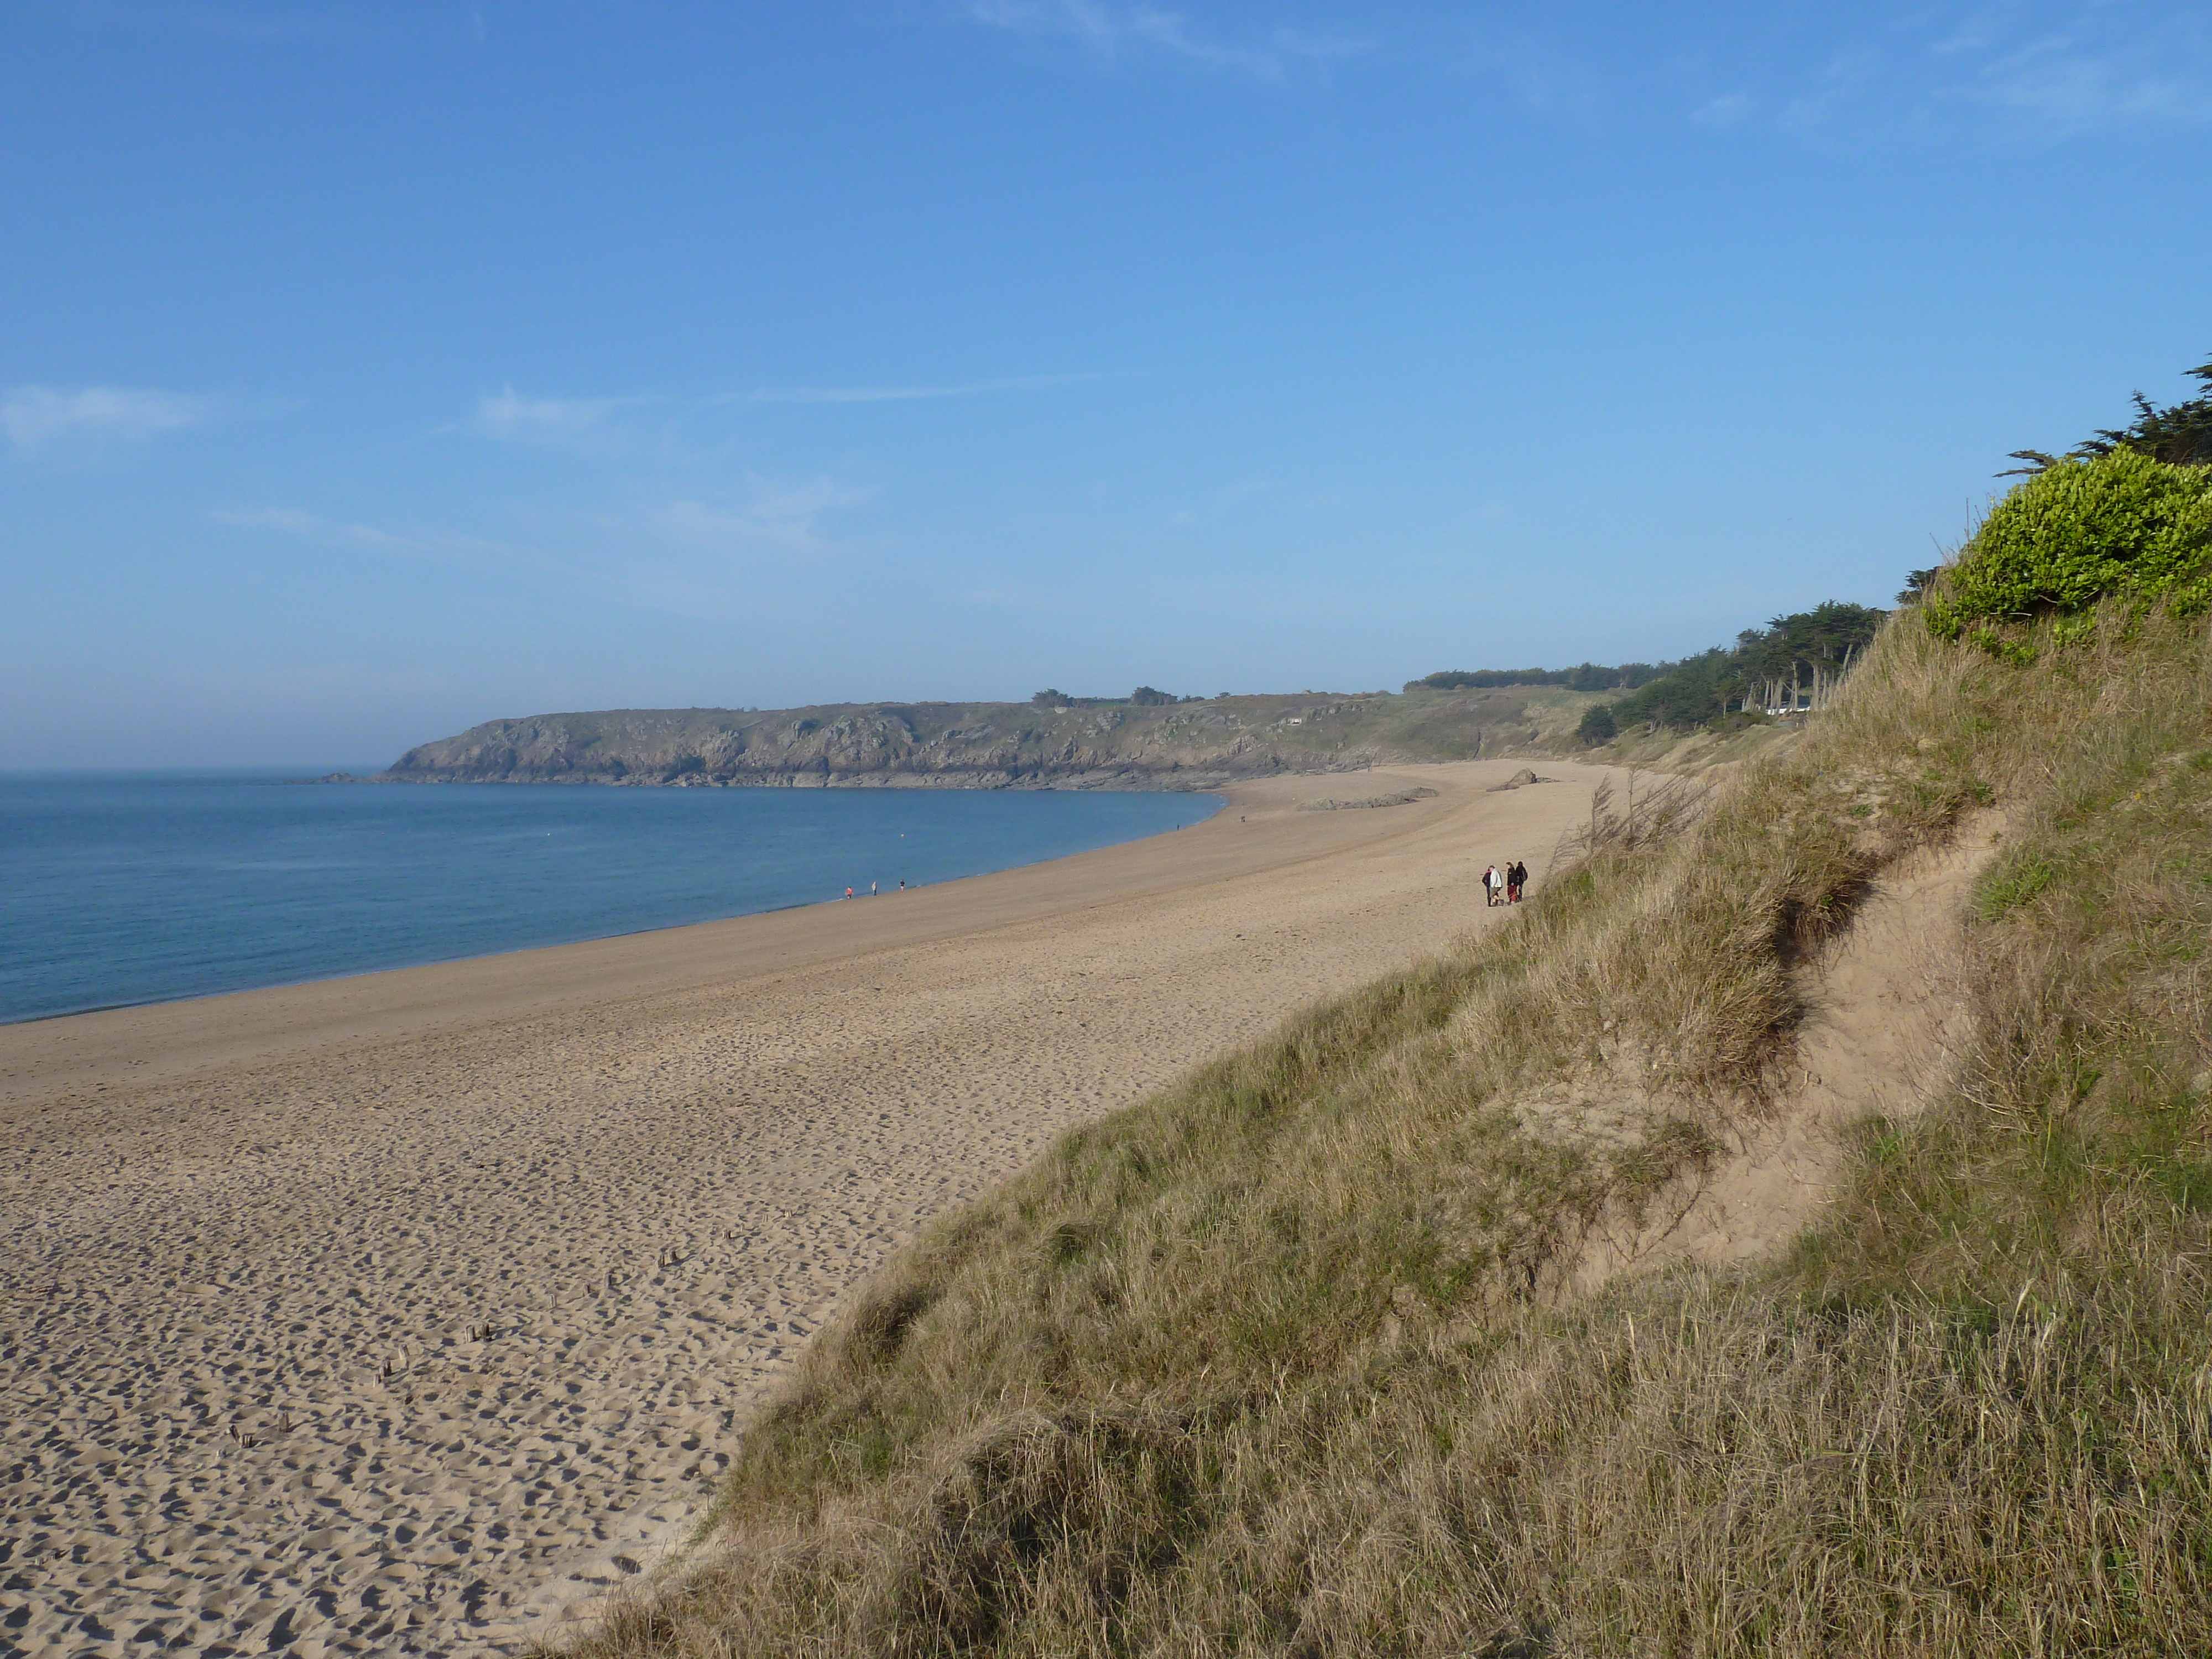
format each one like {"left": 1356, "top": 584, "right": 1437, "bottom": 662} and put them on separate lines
{"left": 1483, "top": 860, "right": 1528, "bottom": 907}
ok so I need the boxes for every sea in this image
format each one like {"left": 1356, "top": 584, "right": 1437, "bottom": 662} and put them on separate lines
{"left": 0, "top": 773, "right": 1220, "bottom": 1026}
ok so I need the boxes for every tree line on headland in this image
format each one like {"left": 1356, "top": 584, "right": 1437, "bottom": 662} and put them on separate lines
{"left": 1415, "top": 599, "right": 1888, "bottom": 748}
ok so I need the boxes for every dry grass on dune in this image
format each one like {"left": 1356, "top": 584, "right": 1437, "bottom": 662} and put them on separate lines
{"left": 570, "top": 608, "right": 2212, "bottom": 1657}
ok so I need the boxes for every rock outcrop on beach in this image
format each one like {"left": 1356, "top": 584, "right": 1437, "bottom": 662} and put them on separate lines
{"left": 1295, "top": 786, "right": 1440, "bottom": 811}
{"left": 371, "top": 688, "right": 1595, "bottom": 790}
{"left": 1485, "top": 766, "right": 1558, "bottom": 790}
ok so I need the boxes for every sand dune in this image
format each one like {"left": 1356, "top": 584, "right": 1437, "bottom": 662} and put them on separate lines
{"left": 0, "top": 759, "right": 1623, "bottom": 1657}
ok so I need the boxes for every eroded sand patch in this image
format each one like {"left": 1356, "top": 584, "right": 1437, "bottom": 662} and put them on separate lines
{"left": 1571, "top": 818, "right": 2001, "bottom": 1286}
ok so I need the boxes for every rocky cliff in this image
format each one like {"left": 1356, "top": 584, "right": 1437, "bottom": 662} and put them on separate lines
{"left": 372, "top": 688, "right": 1593, "bottom": 790}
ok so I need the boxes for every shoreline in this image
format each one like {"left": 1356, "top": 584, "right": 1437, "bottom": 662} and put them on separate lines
{"left": 0, "top": 769, "right": 1439, "bottom": 1109}
{"left": 307, "top": 770, "right": 1261, "bottom": 788}
{"left": 0, "top": 758, "right": 1621, "bottom": 1657}
{"left": 0, "top": 791, "right": 1225, "bottom": 1036}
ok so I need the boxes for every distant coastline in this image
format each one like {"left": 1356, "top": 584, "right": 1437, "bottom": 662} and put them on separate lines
{"left": 349, "top": 686, "right": 1601, "bottom": 791}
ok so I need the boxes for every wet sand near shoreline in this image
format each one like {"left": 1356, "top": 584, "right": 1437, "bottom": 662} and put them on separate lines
{"left": 1, "top": 758, "right": 1620, "bottom": 1657}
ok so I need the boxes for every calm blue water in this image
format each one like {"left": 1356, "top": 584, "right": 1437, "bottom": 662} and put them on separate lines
{"left": 0, "top": 774, "right": 1220, "bottom": 1025}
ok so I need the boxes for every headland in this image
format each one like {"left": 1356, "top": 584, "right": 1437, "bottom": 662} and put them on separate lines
{"left": 346, "top": 687, "right": 1604, "bottom": 790}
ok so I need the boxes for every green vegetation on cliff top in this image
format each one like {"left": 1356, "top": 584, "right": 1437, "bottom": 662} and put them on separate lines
{"left": 1926, "top": 448, "right": 2212, "bottom": 644}
{"left": 1928, "top": 350, "right": 2212, "bottom": 648}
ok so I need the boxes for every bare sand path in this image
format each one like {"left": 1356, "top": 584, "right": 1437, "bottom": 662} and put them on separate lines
{"left": 1, "top": 759, "right": 1619, "bottom": 1657}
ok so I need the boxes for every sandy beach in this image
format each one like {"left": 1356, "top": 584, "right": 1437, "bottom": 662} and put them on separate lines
{"left": 1, "top": 758, "right": 1623, "bottom": 1657}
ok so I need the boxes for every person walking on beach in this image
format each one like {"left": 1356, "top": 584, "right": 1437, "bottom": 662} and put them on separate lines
{"left": 1483, "top": 864, "right": 1502, "bottom": 907}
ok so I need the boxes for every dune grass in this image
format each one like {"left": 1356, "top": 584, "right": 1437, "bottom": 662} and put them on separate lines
{"left": 572, "top": 606, "right": 2212, "bottom": 1657}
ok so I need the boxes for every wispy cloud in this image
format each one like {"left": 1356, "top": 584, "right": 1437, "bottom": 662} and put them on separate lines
{"left": 659, "top": 476, "right": 877, "bottom": 555}
{"left": 215, "top": 505, "right": 539, "bottom": 566}
{"left": 216, "top": 482, "right": 871, "bottom": 627}
{"left": 462, "top": 373, "right": 1121, "bottom": 451}
{"left": 42, "top": 2, "right": 358, "bottom": 43}
{"left": 1777, "top": 46, "right": 1887, "bottom": 132}
{"left": 3, "top": 385, "right": 212, "bottom": 451}
{"left": 1723, "top": 6, "right": 2212, "bottom": 139}
{"left": 472, "top": 387, "right": 635, "bottom": 440}
{"left": 967, "top": 1, "right": 1368, "bottom": 80}
{"left": 736, "top": 371, "right": 1125, "bottom": 405}
{"left": 1462, "top": 24, "right": 1605, "bottom": 121}
{"left": 1691, "top": 91, "right": 1755, "bottom": 128}
{"left": 1958, "top": 22, "right": 2212, "bottom": 129}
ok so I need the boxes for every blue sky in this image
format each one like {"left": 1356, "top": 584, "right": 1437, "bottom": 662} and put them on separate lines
{"left": 4, "top": 2, "right": 2208, "bottom": 768}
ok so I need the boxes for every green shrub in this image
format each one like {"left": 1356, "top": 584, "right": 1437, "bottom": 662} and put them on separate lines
{"left": 1926, "top": 449, "right": 2212, "bottom": 639}
{"left": 1576, "top": 703, "right": 1616, "bottom": 745}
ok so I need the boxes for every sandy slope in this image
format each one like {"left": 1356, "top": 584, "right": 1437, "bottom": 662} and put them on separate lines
{"left": 1568, "top": 817, "right": 2001, "bottom": 1287}
{"left": 0, "top": 759, "right": 1618, "bottom": 1657}
{"left": 1656, "top": 817, "right": 2001, "bottom": 1266}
